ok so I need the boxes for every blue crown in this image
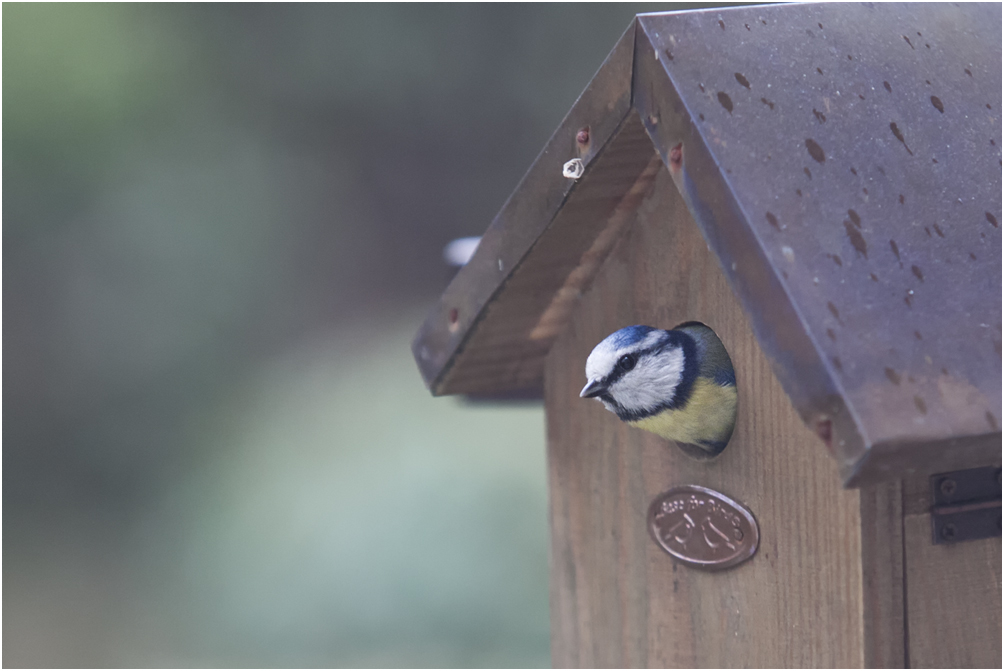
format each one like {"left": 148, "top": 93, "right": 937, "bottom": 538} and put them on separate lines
{"left": 608, "top": 325, "right": 656, "bottom": 348}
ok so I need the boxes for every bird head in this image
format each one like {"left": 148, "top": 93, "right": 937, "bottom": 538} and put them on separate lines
{"left": 580, "top": 325, "right": 694, "bottom": 421}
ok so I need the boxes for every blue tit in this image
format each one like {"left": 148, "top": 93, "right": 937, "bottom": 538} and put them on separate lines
{"left": 579, "top": 322, "right": 737, "bottom": 457}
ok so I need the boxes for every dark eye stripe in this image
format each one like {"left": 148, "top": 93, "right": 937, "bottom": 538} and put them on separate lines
{"left": 617, "top": 354, "right": 637, "bottom": 372}
{"left": 604, "top": 352, "right": 640, "bottom": 386}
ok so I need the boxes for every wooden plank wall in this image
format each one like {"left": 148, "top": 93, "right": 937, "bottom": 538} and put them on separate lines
{"left": 902, "top": 477, "right": 1002, "bottom": 668}
{"left": 544, "top": 166, "right": 870, "bottom": 667}
{"left": 858, "top": 481, "right": 906, "bottom": 668}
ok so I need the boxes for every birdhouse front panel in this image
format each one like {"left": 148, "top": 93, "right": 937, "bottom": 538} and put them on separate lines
{"left": 544, "top": 161, "right": 868, "bottom": 667}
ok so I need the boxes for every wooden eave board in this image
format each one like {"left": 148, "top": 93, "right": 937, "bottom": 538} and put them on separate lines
{"left": 411, "top": 21, "right": 640, "bottom": 395}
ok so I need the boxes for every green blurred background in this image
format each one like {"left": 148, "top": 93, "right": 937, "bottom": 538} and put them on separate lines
{"left": 4, "top": 4, "right": 701, "bottom": 666}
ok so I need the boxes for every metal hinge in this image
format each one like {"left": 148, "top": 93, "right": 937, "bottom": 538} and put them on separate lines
{"left": 930, "top": 466, "right": 1002, "bottom": 544}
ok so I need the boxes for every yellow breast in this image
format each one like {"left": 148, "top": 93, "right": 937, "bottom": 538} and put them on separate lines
{"left": 628, "top": 377, "right": 737, "bottom": 447}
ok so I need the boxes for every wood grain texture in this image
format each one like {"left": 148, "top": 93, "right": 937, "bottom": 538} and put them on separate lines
{"left": 904, "top": 515, "right": 1002, "bottom": 668}
{"left": 436, "top": 113, "right": 661, "bottom": 396}
{"left": 859, "top": 481, "right": 906, "bottom": 668}
{"left": 545, "top": 166, "right": 866, "bottom": 667}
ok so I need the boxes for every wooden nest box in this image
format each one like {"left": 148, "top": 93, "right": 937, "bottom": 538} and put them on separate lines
{"left": 412, "top": 4, "right": 1001, "bottom": 667}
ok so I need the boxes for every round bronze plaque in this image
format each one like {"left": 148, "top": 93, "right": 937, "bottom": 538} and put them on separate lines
{"left": 647, "top": 485, "right": 759, "bottom": 570}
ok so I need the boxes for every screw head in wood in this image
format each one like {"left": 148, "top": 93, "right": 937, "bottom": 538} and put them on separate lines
{"left": 669, "top": 143, "right": 683, "bottom": 167}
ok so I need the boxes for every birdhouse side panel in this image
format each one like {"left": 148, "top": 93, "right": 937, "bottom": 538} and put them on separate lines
{"left": 900, "top": 476, "right": 1002, "bottom": 667}
{"left": 544, "top": 166, "right": 874, "bottom": 667}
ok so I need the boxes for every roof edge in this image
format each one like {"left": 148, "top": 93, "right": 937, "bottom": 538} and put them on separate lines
{"left": 844, "top": 430, "right": 1003, "bottom": 487}
{"left": 412, "top": 19, "right": 638, "bottom": 394}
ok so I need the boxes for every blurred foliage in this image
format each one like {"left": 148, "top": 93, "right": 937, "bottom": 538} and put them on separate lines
{"left": 126, "top": 319, "right": 550, "bottom": 666}
{"left": 4, "top": 3, "right": 706, "bottom": 666}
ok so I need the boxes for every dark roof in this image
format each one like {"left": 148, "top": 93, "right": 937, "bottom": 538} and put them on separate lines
{"left": 413, "top": 3, "right": 1001, "bottom": 485}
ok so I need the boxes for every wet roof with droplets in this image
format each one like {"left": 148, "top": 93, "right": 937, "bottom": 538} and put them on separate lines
{"left": 636, "top": 3, "right": 1000, "bottom": 478}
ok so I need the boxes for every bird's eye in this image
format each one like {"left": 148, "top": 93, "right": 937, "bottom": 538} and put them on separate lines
{"left": 618, "top": 354, "right": 637, "bottom": 372}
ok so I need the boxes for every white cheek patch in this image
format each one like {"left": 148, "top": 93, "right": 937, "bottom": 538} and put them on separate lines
{"left": 608, "top": 347, "right": 685, "bottom": 413}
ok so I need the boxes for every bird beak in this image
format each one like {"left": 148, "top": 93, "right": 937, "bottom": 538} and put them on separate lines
{"left": 579, "top": 379, "right": 607, "bottom": 398}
